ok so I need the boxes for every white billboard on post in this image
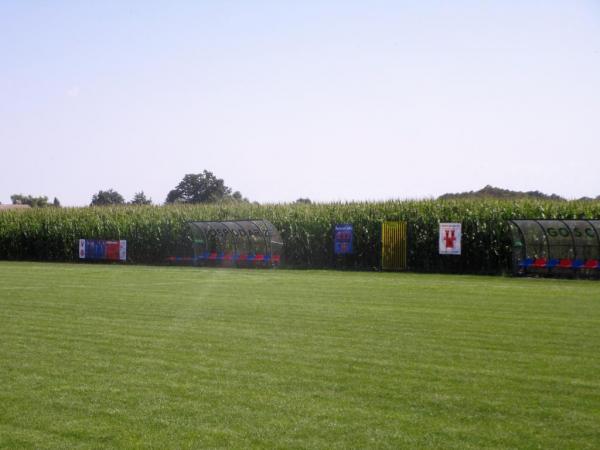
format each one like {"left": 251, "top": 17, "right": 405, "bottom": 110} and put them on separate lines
{"left": 439, "top": 223, "right": 461, "bottom": 255}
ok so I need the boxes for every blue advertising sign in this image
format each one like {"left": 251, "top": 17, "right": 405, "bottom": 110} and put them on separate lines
{"left": 334, "top": 224, "right": 353, "bottom": 255}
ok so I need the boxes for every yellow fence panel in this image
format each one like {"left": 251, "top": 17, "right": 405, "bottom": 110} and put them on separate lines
{"left": 382, "top": 221, "right": 407, "bottom": 271}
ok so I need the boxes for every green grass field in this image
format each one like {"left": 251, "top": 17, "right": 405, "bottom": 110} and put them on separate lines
{"left": 1, "top": 262, "right": 599, "bottom": 449}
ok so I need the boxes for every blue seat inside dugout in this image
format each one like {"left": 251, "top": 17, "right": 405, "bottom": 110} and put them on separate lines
{"left": 519, "top": 258, "right": 535, "bottom": 269}
{"left": 547, "top": 258, "right": 560, "bottom": 269}
{"left": 572, "top": 259, "right": 584, "bottom": 269}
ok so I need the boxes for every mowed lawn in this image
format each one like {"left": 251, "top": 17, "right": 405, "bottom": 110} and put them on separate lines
{"left": 1, "top": 262, "right": 599, "bottom": 449}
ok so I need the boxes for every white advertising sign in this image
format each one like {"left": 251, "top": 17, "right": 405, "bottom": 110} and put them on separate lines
{"left": 119, "top": 240, "right": 127, "bottom": 261}
{"left": 439, "top": 223, "right": 461, "bottom": 255}
{"left": 79, "top": 239, "right": 86, "bottom": 259}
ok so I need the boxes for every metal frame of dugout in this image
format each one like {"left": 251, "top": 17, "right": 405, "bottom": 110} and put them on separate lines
{"left": 169, "top": 220, "right": 283, "bottom": 267}
{"left": 509, "top": 219, "right": 600, "bottom": 276}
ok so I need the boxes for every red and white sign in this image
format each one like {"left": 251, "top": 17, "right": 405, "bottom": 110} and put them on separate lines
{"left": 439, "top": 223, "right": 461, "bottom": 255}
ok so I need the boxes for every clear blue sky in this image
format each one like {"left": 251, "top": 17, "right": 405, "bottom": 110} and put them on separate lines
{"left": 1, "top": 1, "right": 599, "bottom": 205}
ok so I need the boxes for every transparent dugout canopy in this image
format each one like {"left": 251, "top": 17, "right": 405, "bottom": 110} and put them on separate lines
{"left": 509, "top": 219, "right": 600, "bottom": 263}
{"left": 187, "top": 220, "right": 283, "bottom": 266}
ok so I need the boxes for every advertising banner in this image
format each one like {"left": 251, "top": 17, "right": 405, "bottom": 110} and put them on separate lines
{"left": 79, "top": 239, "right": 127, "bottom": 261}
{"left": 334, "top": 224, "right": 353, "bottom": 255}
{"left": 439, "top": 223, "right": 461, "bottom": 255}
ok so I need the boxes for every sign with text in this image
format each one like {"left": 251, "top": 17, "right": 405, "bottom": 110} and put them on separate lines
{"left": 334, "top": 224, "right": 353, "bottom": 255}
{"left": 79, "top": 239, "right": 126, "bottom": 261}
{"left": 439, "top": 223, "right": 461, "bottom": 255}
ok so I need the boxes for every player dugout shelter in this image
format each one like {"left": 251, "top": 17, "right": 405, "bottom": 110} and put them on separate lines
{"left": 509, "top": 219, "right": 600, "bottom": 275}
{"left": 172, "top": 220, "right": 283, "bottom": 267}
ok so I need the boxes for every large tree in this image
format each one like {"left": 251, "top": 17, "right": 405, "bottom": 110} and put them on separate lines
{"left": 166, "top": 171, "right": 243, "bottom": 204}
{"left": 130, "top": 191, "right": 152, "bottom": 205}
{"left": 91, "top": 189, "right": 125, "bottom": 206}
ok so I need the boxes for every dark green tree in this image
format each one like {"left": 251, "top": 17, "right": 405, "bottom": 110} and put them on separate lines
{"left": 11, "top": 194, "right": 49, "bottom": 207}
{"left": 130, "top": 191, "right": 152, "bottom": 205}
{"left": 90, "top": 189, "right": 125, "bottom": 206}
{"left": 295, "top": 198, "right": 312, "bottom": 204}
{"left": 165, "top": 171, "right": 241, "bottom": 204}
{"left": 52, "top": 197, "right": 61, "bottom": 207}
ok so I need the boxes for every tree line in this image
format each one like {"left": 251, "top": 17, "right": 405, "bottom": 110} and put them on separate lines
{"left": 4, "top": 171, "right": 250, "bottom": 208}
{"left": 439, "top": 185, "right": 600, "bottom": 202}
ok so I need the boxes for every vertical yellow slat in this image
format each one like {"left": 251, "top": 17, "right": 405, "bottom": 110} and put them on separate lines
{"left": 395, "top": 223, "right": 398, "bottom": 269}
{"left": 404, "top": 222, "right": 407, "bottom": 268}
{"left": 385, "top": 222, "right": 390, "bottom": 270}
{"left": 394, "top": 224, "right": 397, "bottom": 268}
{"left": 394, "top": 225, "right": 397, "bottom": 268}
{"left": 382, "top": 222, "right": 386, "bottom": 270}
{"left": 402, "top": 222, "right": 406, "bottom": 269}
{"left": 397, "top": 222, "right": 400, "bottom": 269}
{"left": 393, "top": 224, "right": 396, "bottom": 268}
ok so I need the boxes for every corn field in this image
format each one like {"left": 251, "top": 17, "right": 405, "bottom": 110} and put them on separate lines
{"left": 1, "top": 199, "right": 599, "bottom": 273}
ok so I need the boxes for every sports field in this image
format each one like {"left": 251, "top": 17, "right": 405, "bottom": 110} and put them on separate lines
{"left": 1, "top": 262, "right": 599, "bottom": 449}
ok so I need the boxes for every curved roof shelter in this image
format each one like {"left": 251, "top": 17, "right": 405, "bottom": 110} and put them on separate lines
{"left": 187, "top": 220, "right": 283, "bottom": 267}
{"left": 509, "top": 220, "right": 600, "bottom": 275}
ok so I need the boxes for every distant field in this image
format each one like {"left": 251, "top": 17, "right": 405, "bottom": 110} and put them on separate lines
{"left": 1, "top": 262, "right": 599, "bottom": 449}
